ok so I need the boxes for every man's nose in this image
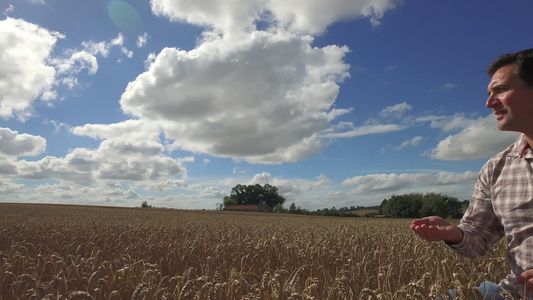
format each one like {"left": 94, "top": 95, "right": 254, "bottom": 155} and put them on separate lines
{"left": 486, "top": 95, "right": 498, "bottom": 108}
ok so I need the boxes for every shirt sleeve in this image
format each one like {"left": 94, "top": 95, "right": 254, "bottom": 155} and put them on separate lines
{"left": 447, "top": 162, "right": 505, "bottom": 258}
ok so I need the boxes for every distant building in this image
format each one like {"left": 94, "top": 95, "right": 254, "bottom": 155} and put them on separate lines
{"left": 224, "top": 202, "right": 272, "bottom": 213}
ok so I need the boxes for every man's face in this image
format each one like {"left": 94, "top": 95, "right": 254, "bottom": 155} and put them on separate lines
{"left": 486, "top": 64, "right": 533, "bottom": 134}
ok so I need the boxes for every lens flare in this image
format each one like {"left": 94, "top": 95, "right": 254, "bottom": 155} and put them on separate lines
{"left": 107, "top": 0, "right": 143, "bottom": 35}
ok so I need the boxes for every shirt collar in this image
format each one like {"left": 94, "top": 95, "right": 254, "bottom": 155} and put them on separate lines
{"left": 517, "top": 134, "right": 532, "bottom": 158}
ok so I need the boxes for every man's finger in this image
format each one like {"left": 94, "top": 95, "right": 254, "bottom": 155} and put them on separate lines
{"left": 411, "top": 218, "right": 429, "bottom": 226}
{"left": 517, "top": 269, "right": 533, "bottom": 285}
{"left": 413, "top": 225, "right": 441, "bottom": 241}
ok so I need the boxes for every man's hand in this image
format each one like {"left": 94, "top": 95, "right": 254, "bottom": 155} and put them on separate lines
{"left": 410, "top": 216, "right": 463, "bottom": 244}
{"left": 517, "top": 269, "right": 533, "bottom": 292}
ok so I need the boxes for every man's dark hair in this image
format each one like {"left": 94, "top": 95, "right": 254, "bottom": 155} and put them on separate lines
{"left": 487, "top": 49, "right": 533, "bottom": 87}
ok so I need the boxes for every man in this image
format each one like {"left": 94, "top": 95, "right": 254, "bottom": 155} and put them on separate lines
{"left": 411, "top": 48, "right": 533, "bottom": 300}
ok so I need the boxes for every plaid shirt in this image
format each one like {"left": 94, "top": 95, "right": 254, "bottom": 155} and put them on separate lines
{"left": 450, "top": 134, "right": 533, "bottom": 299}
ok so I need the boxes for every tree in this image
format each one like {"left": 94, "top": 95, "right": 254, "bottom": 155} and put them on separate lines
{"left": 379, "top": 199, "right": 388, "bottom": 215}
{"left": 419, "top": 193, "right": 463, "bottom": 219}
{"left": 288, "top": 202, "right": 306, "bottom": 214}
{"left": 223, "top": 184, "right": 285, "bottom": 208}
{"left": 419, "top": 193, "right": 442, "bottom": 217}
{"left": 289, "top": 202, "right": 296, "bottom": 212}
{"left": 140, "top": 201, "right": 152, "bottom": 208}
{"left": 273, "top": 203, "right": 287, "bottom": 213}
{"left": 380, "top": 193, "right": 422, "bottom": 218}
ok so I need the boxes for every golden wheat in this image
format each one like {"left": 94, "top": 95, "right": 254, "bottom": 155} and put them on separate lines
{"left": 0, "top": 203, "right": 508, "bottom": 299}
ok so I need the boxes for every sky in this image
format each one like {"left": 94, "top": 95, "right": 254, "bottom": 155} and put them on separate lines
{"left": 1, "top": 0, "right": 532, "bottom": 210}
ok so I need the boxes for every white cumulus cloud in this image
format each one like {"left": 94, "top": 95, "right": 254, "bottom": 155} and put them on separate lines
{"left": 151, "top": 0, "right": 400, "bottom": 36}
{"left": 0, "top": 18, "right": 62, "bottom": 120}
{"left": 430, "top": 115, "right": 519, "bottom": 160}
{"left": 343, "top": 171, "right": 478, "bottom": 194}
{"left": 0, "top": 128, "right": 46, "bottom": 157}
{"left": 120, "top": 31, "right": 351, "bottom": 163}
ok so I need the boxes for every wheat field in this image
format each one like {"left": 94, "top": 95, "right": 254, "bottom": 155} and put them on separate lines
{"left": 0, "top": 203, "right": 508, "bottom": 299}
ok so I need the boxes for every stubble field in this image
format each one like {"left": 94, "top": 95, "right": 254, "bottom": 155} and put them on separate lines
{"left": 0, "top": 203, "right": 508, "bottom": 299}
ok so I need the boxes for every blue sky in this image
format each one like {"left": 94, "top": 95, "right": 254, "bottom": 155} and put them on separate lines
{"left": 1, "top": 0, "right": 531, "bottom": 210}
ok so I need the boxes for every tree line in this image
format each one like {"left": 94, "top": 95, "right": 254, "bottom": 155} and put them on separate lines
{"left": 379, "top": 192, "right": 465, "bottom": 219}
{"left": 219, "top": 184, "right": 467, "bottom": 219}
